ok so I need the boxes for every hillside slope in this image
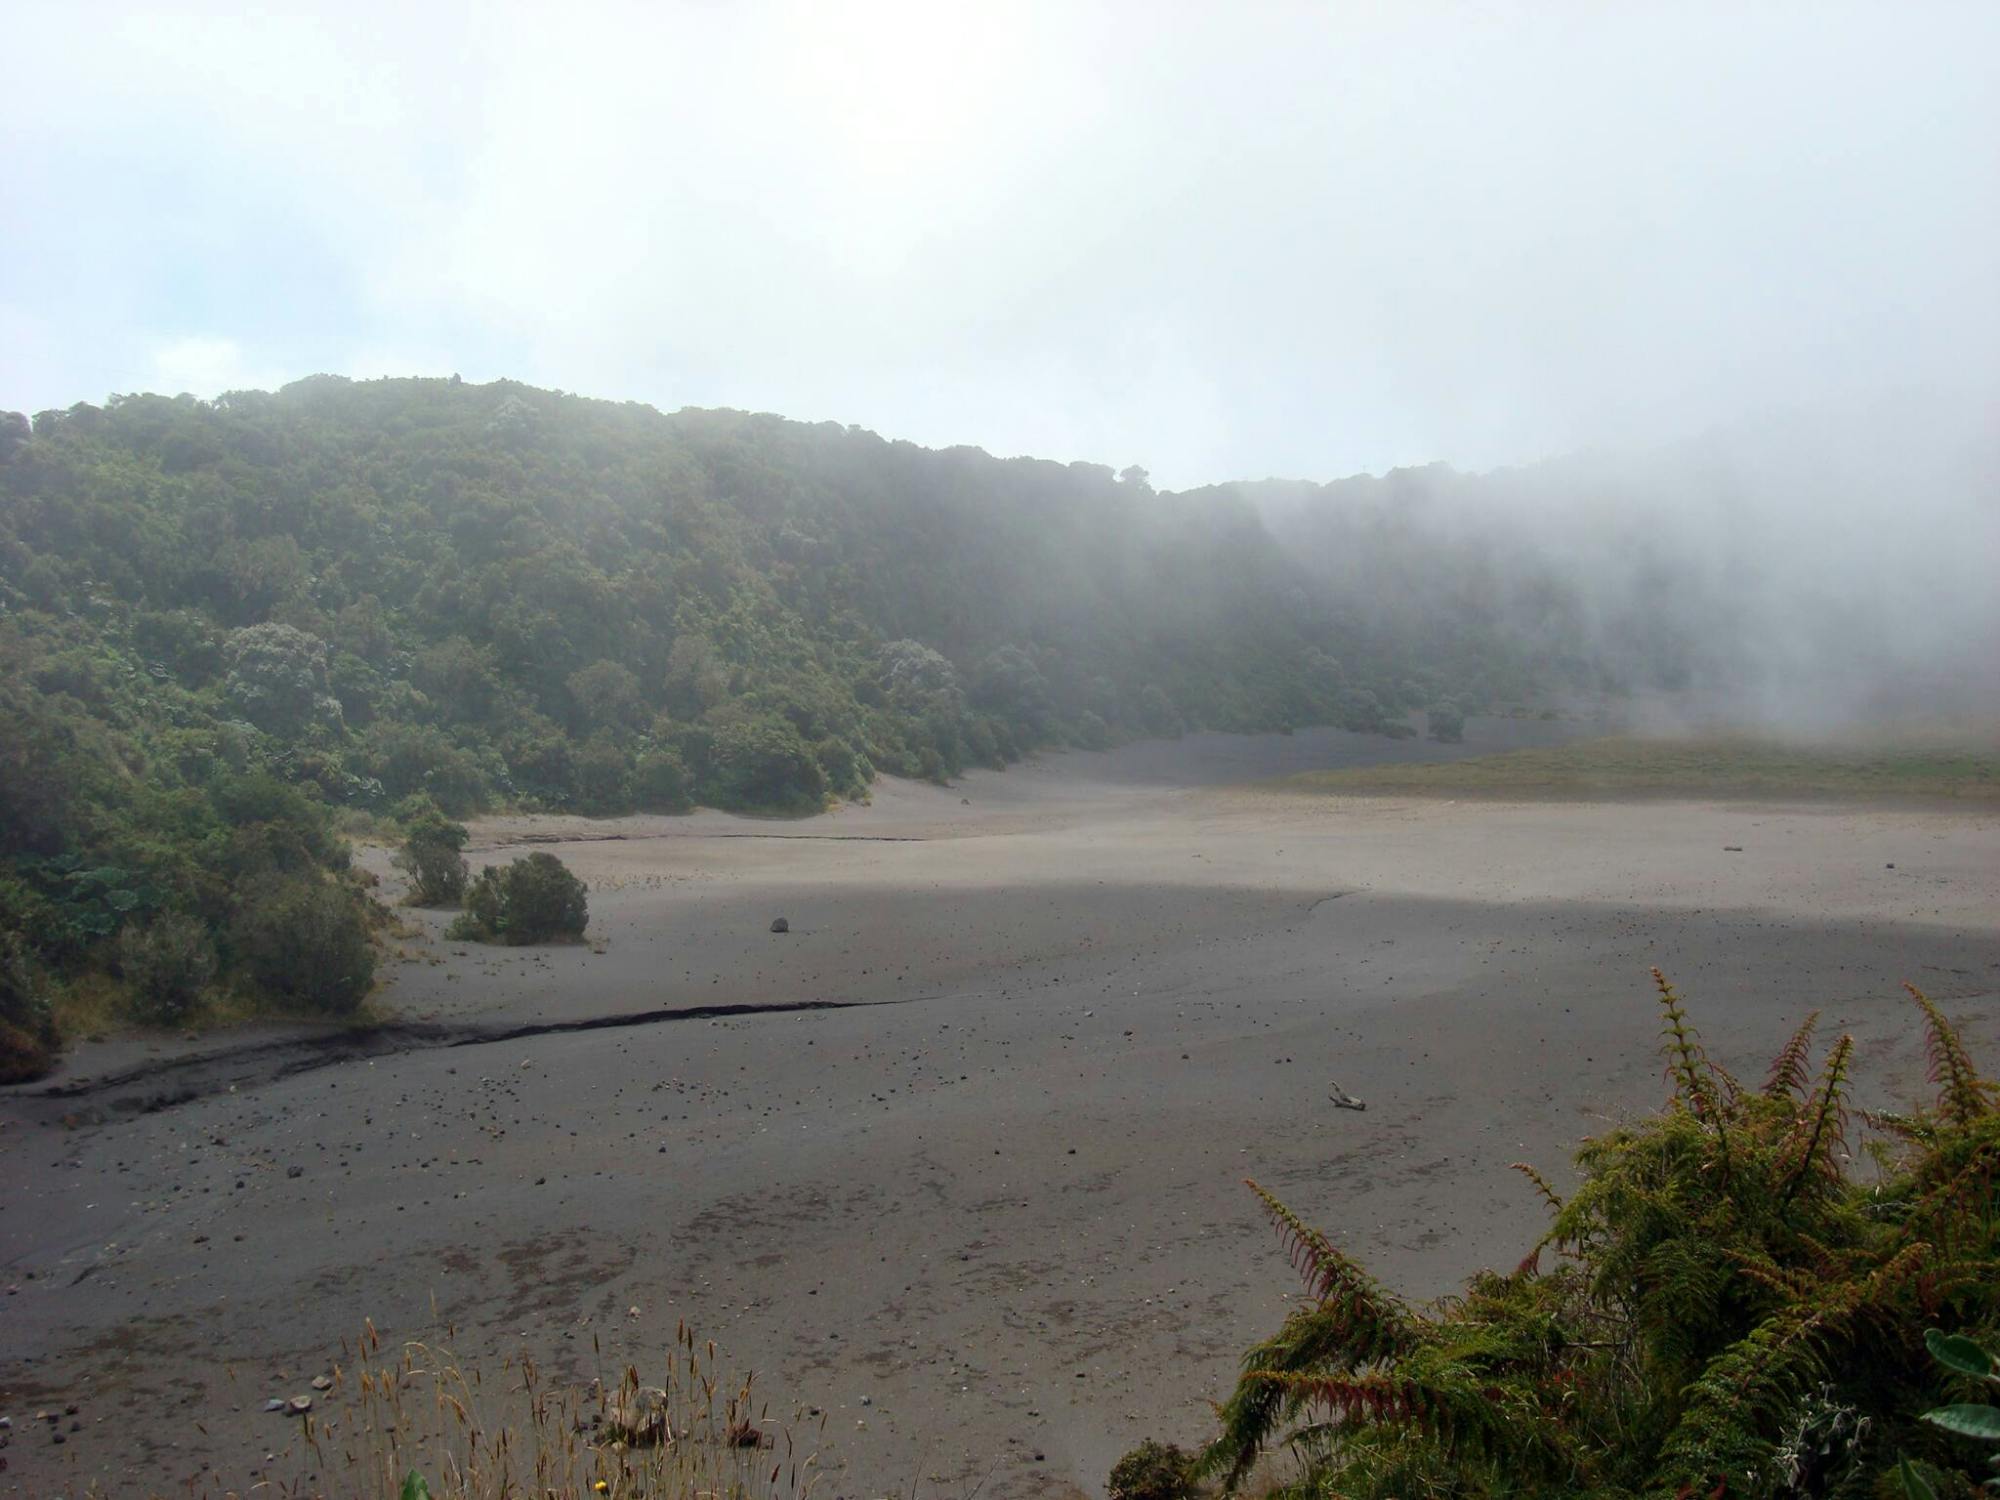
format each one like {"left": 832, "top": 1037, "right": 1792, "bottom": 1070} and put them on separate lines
{"left": 0, "top": 375, "right": 1543, "bottom": 1073}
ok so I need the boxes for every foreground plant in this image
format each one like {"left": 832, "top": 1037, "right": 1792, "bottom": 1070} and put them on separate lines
{"left": 1200, "top": 972, "right": 2000, "bottom": 1498}
{"left": 324, "top": 1318, "right": 821, "bottom": 1500}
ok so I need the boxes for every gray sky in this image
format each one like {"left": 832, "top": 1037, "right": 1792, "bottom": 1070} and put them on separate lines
{"left": 4, "top": 1, "right": 1997, "bottom": 487}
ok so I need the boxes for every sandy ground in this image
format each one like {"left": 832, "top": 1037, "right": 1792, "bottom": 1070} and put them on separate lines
{"left": 4, "top": 721, "right": 1999, "bottom": 1499}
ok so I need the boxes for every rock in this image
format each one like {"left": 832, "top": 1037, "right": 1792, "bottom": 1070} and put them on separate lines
{"left": 1329, "top": 1082, "right": 1367, "bottom": 1111}
{"left": 769, "top": 917, "right": 789, "bottom": 934}
{"left": 859, "top": 1395, "right": 872, "bottom": 1407}
{"left": 285, "top": 1395, "right": 312, "bottom": 1416}
{"left": 287, "top": 1166, "right": 304, "bottom": 1179}
{"left": 310, "top": 1375, "right": 332, "bottom": 1392}
{"left": 264, "top": 1400, "right": 286, "bottom": 1413}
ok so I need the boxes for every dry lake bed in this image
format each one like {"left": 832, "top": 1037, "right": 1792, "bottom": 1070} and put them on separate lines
{"left": 6, "top": 723, "right": 1998, "bottom": 1498}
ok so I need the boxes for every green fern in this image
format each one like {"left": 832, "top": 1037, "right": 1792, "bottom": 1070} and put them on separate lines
{"left": 1184, "top": 976, "right": 2000, "bottom": 1500}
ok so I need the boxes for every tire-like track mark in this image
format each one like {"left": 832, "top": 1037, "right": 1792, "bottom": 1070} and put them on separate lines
{"left": 10, "top": 995, "right": 912, "bottom": 1124}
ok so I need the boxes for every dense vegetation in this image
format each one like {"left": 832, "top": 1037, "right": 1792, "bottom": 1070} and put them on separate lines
{"left": 0, "top": 376, "right": 1541, "bottom": 1073}
{"left": 1184, "top": 975, "right": 2000, "bottom": 1499}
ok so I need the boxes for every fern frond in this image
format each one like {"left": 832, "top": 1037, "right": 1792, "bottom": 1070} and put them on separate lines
{"left": 1511, "top": 1161, "right": 1564, "bottom": 1217}
{"left": 1762, "top": 1011, "right": 1819, "bottom": 1100}
{"left": 1247, "top": 1370, "right": 1421, "bottom": 1424}
{"left": 1907, "top": 983, "right": 1990, "bottom": 1127}
{"left": 1778, "top": 1034, "right": 1853, "bottom": 1207}
{"left": 1892, "top": 1139, "right": 2000, "bottom": 1257}
{"left": 1245, "top": 1367, "right": 1561, "bottom": 1473}
{"left": 1653, "top": 969, "right": 1734, "bottom": 1178}
{"left": 1245, "top": 1181, "right": 1415, "bottom": 1343}
{"left": 1201, "top": 1302, "right": 1394, "bottom": 1486}
{"left": 1653, "top": 968, "right": 1710, "bottom": 1109}
{"left": 1650, "top": 1245, "right": 1928, "bottom": 1496}
{"left": 1202, "top": 1183, "right": 1423, "bottom": 1485}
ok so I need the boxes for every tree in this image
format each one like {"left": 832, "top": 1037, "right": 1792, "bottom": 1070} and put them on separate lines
{"left": 568, "top": 658, "right": 643, "bottom": 733}
{"left": 393, "top": 806, "right": 470, "bottom": 907}
{"left": 876, "top": 639, "right": 964, "bottom": 718}
{"left": 0, "top": 410, "right": 28, "bottom": 464}
{"left": 702, "top": 713, "right": 827, "bottom": 813}
{"left": 224, "top": 623, "right": 343, "bottom": 736}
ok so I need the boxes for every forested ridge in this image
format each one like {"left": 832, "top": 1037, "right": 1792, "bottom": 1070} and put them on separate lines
{"left": 0, "top": 374, "right": 1555, "bottom": 1074}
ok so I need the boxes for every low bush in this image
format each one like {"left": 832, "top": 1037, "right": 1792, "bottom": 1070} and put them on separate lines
{"left": 0, "top": 934, "right": 55, "bottom": 1083}
{"left": 1108, "top": 1440, "right": 1197, "bottom": 1500}
{"left": 448, "top": 852, "right": 588, "bottom": 945}
{"left": 231, "top": 874, "right": 375, "bottom": 1014}
{"left": 117, "top": 912, "right": 217, "bottom": 1022}
{"left": 1427, "top": 698, "right": 1466, "bottom": 743}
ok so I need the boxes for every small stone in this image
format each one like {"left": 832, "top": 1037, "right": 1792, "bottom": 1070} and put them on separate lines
{"left": 286, "top": 1396, "right": 312, "bottom": 1416}
{"left": 769, "top": 917, "right": 789, "bottom": 934}
{"left": 310, "top": 1375, "right": 332, "bottom": 1392}
{"left": 858, "top": 1395, "right": 871, "bottom": 1407}
{"left": 264, "top": 1400, "right": 286, "bottom": 1413}
{"left": 287, "top": 1166, "right": 304, "bottom": 1179}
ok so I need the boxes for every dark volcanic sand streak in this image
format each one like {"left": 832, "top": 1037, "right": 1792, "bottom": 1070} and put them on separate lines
{"left": 3, "top": 726, "right": 1997, "bottom": 1499}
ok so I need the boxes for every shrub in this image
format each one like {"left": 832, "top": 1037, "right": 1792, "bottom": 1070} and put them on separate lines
{"left": 358, "top": 722, "right": 491, "bottom": 813}
{"left": 1196, "top": 973, "right": 2000, "bottom": 1499}
{"left": 231, "top": 874, "right": 375, "bottom": 1014}
{"left": 1074, "top": 710, "right": 1111, "bottom": 750}
{"left": 0, "top": 934, "right": 55, "bottom": 1083}
{"left": 633, "top": 746, "right": 693, "bottom": 812}
{"left": 118, "top": 912, "right": 217, "bottom": 1022}
{"left": 448, "top": 852, "right": 587, "bottom": 945}
{"left": 573, "top": 732, "right": 634, "bottom": 814}
{"left": 394, "top": 807, "right": 470, "bottom": 907}
{"left": 1108, "top": 1440, "right": 1197, "bottom": 1500}
{"left": 702, "top": 714, "right": 826, "bottom": 813}
{"left": 1427, "top": 699, "right": 1466, "bottom": 743}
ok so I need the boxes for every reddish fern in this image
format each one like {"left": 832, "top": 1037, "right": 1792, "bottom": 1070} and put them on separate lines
{"left": 1246, "top": 1179, "right": 1414, "bottom": 1349}
{"left": 1778, "top": 1034, "right": 1854, "bottom": 1206}
{"left": 1762, "top": 1010, "right": 1819, "bottom": 1100}
{"left": 1510, "top": 1161, "right": 1564, "bottom": 1216}
{"left": 1908, "top": 983, "right": 1990, "bottom": 1127}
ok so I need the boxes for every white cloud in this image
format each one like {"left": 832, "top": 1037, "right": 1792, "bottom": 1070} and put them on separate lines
{"left": 2, "top": 0, "right": 1997, "bottom": 484}
{"left": 144, "top": 337, "right": 289, "bottom": 401}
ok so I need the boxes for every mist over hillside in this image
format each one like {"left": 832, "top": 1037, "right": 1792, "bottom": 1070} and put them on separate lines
{"left": 3, "top": 372, "right": 1992, "bottom": 1080}
{"left": 1231, "top": 390, "right": 2000, "bottom": 732}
